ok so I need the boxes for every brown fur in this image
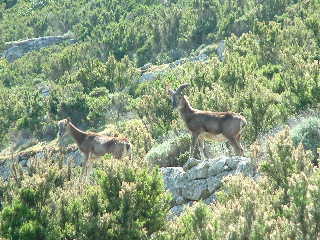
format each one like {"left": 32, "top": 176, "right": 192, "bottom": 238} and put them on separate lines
{"left": 169, "top": 85, "right": 247, "bottom": 159}
{"left": 57, "top": 118, "right": 131, "bottom": 175}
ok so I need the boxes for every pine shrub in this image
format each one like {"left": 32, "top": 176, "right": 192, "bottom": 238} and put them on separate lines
{"left": 291, "top": 117, "right": 320, "bottom": 165}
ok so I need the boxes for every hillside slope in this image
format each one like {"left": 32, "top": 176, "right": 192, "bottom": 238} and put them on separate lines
{"left": 1, "top": 1, "right": 320, "bottom": 239}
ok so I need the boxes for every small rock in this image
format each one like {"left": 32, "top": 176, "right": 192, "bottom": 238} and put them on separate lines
{"left": 183, "top": 158, "right": 202, "bottom": 171}
{"left": 140, "top": 72, "right": 157, "bottom": 82}
{"left": 204, "top": 193, "right": 217, "bottom": 205}
{"left": 0, "top": 161, "right": 10, "bottom": 181}
{"left": 235, "top": 160, "right": 256, "bottom": 177}
{"left": 181, "top": 179, "right": 209, "bottom": 201}
{"left": 67, "top": 150, "right": 83, "bottom": 166}
{"left": 140, "top": 63, "right": 152, "bottom": 71}
{"left": 20, "top": 159, "right": 28, "bottom": 167}
{"left": 185, "top": 160, "right": 210, "bottom": 180}
{"left": 175, "top": 195, "right": 185, "bottom": 205}
{"left": 207, "top": 157, "right": 226, "bottom": 177}
{"left": 207, "top": 171, "right": 231, "bottom": 193}
{"left": 167, "top": 201, "right": 194, "bottom": 220}
{"left": 226, "top": 156, "right": 248, "bottom": 170}
{"left": 161, "top": 167, "right": 186, "bottom": 204}
{"left": 207, "top": 175, "right": 222, "bottom": 193}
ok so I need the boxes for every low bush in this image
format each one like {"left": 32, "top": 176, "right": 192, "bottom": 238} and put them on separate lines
{"left": 54, "top": 159, "right": 171, "bottom": 240}
{"left": 145, "top": 133, "right": 191, "bottom": 167}
{"left": 116, "top": 119, "right": 155, "bottom": 159}
{"left": 0, "top": 168, "right": 65, "bottom": 240}
{"left": 0, "top": 152, "right": 171, "bottom": 240}
{"left": 291, "top": 117, "right": 320, "bottom": 165}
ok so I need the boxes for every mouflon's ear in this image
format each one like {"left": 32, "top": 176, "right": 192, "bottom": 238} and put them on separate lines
{"left": 66, "top": 117, "right": 71, "bottom": 123}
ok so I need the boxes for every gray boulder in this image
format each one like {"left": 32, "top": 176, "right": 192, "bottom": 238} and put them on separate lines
{"left": 161, "top": 156, "right": 256, "bottom": 211}
{"left": 207, "top": 171, "right": 233, "bottom": 193}
{"left": 138, "top": 53, "right": 209, "bottom": 82}
{"left": 235, "top": 159, "right": 256, "bottom": 177}
{"left": 0, "top": 144, "right": 83, "bottom": 181}
{"left": 139, "top": 71, "right": 161, "bottom": 82}
{"left": 204, "top": 193, "right": 217, "bottom": 205}
{"left": 140, "top": 63, "right": 152, "bottom": 71}
{"left": 167, "top": 201, "right": 194, "bottom": 220}
{"left": 226, "top": 156, "right": 248, "bottom": 170}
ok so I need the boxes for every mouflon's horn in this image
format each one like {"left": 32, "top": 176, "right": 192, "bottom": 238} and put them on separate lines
{"left": 175, "top": 83, "right": 190, "bottom": 95}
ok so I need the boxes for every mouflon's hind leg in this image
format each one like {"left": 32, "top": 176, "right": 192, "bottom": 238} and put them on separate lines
{"left": 199, "top": 138, "right": 207, "bottom": 160}
{"left": 82, "top": 152, "right": 91, "bottom": 176}
{"left": 227, "top": 137, "right": 243, "bottom": 156}
{"left": 190, "top": 132, "right": 200, "bottom": 159}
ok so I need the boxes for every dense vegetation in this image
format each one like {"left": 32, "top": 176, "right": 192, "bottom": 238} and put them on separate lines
{"left": 1, "top": 0, "right": 320, "bottom": 239}
{"left": 0, "top": 156, "right": 171, "bottom": 240}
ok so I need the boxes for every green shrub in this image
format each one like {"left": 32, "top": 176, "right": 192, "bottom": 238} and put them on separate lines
{"left": 0, "top": 149, "right": 171, "bottom": 240}
{"left": 291, "top": 117, "right": 320, "bottom": 164}
{"left": 19, "top": 220, "right": 44, "bottom": 240}
{"left": 116, "top": 119, "right": 155, "bottom": 159}
{"left": 260, "top": 127, "right": 313, "bottom": 203}
{"left": 86, "top": 94, "right": 111, "bottom": 126}
{"left": 132, "top": 82, "right": 176, "bottom": 139}
{"left": 145, "top": 133, "right": 191, "bottom": 167}
{"left": 0, "top": 200, "right": 45, "bottom": 240}
{"left": 98, "top": 165, "right": 171, "bottom": 237}
{"left": 51, "top": 82, "right": 89, "bottom": 125}
{"left": 156, "top": 202, "right": 216, "bottom": 240}
{"left": 54, "top": 160, "right": 171, "bottom": 240}
{"left": 0, "top": 169, "right": 64, "bottom": 240}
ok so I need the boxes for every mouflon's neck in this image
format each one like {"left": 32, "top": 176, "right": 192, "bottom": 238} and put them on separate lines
{"left": 178, "top": 96, "right": 194, "bottom": 117}
{"left": 67, "top": 122, "right": 88, "bottom": 146}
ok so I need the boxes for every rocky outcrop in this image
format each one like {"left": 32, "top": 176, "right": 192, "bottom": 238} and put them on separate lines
{"left": 138, "top": 53, "right": 209, "bottom": 82}
{"left": 0, "top": 144, "right": 83, "bottom": 180}
{"left": 161, "top": 156, "right": 256, "bottom": 218}
{"left": 138, "top": 40, "right": 229, "bottom": 83}
{"left": 2, "top": 35, "right": 76, "bottom": 62}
